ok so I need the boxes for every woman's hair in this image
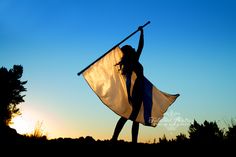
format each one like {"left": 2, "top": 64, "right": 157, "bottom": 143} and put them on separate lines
{"left": 115, "top": 45, "right": 136, "bottom": 75}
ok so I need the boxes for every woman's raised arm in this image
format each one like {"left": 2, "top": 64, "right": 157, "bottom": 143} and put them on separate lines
{"left": 136, "top": 26, "right": 144, "bottom": 61}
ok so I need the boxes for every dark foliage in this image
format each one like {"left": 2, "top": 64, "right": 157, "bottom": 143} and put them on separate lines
{"left": 226, "top": 120, "right": 236, "bottom": 144}
{"left": 0, "top": 65, "right": 27, "bottom": 126}
{"left": 188, "top": 120, "right": 224, "bottom": 144}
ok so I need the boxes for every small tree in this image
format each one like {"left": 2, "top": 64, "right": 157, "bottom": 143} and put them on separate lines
{"left": 0, "top": 65, "right": 27, "bottom": 126}
{"left": 188, "top": 120, "right": 224, "bottom": 144}
{"left": 226, "top": 119, "right": 236, "bottom": 144}
{"left": 159, "top": 134, "right": 168, "bottom": 144}
{"left": 175, "top": 133, "right": 189, "bottom": 144}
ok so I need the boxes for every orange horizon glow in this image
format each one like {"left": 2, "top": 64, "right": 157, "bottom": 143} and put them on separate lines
{"left": 10, "top": 115, "right": 36, "bottom": 135}
{"left": 9, "top": 111, "right": 187, "bottom": 143}
{"left": 9, "top": 103, "right": 189, "bottom": 143}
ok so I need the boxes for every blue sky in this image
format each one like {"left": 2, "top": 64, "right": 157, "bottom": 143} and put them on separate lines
{"left": 1, "top": 0, "right": 236, "bottom": 142}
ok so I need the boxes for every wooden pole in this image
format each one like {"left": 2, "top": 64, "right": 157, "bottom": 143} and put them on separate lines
{"left": 77, "top": 21, "right": 150, "bottom": 76}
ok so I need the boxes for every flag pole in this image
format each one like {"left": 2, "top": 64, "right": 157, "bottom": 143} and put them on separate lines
{"left": 77, "top": 21, "right": 150, "bottom": 76}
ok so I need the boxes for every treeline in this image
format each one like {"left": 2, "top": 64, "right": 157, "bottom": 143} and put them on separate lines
{"left": 1, "top": 119, "right": 236, "bottom": 145}
{"left": 159, "top": 119, "right": 236, "bottom": 145}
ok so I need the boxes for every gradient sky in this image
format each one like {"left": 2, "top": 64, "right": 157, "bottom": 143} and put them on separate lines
{"left": 1, "top": 0, "right": 236, "bottom": 142}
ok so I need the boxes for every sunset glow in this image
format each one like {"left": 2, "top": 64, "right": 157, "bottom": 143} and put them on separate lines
{"left": 10, "top": 115, "right": 36, "bottom": 135}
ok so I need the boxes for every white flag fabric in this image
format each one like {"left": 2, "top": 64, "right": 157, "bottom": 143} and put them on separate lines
{"left": 83, "top": 47, "right": 179, "bottom": 127}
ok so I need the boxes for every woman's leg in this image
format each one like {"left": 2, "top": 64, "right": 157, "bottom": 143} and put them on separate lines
{"left": 132, "top": 121, "right": 139, "bottom": 143}
{"left": 129, "top": 91, "right": 142, "bottom": 143}
{"left": 111, "top": 117, "right": 127, "bottom": 141}
{"left": 130, "top": 78, "right": 144, "bottom": 143}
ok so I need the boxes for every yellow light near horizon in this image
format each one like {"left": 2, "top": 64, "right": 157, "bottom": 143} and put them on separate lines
{"left": 10, "top": 115, "right": 35, "bottom": 135}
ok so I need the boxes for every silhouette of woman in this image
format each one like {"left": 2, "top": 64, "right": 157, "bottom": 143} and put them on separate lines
{"left": 111, "top": 26, "right": 144, "bottom": 143}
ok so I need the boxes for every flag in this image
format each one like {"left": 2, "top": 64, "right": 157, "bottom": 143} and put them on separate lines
{"left": 83, "top": 47, "right": 179, "bottom": 127}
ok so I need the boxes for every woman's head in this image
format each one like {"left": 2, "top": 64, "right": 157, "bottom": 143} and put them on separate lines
{"left": 121, "top": 45, "right": 135, "bottom": 55}
{"left": 115, "top": 45, "right": 136, "bottom": 75}
{"left": 121, "top": 45, "right": 136, "bottom": 62}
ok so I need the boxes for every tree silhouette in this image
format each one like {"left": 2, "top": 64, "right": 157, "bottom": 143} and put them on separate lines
{"left": 175, "top": 133, "right": 189, "bottom": 144}
{"left": 188, "top": 120, "right": 224, "bottom": 144}
{"left": 159, "top": 134, "right": 168, "bottom": 144}
{"left": 0, "top": 65, "right": 27, "bottom": 126}
{"left": 226, "top": 120, "right": 236, "bottom": 144}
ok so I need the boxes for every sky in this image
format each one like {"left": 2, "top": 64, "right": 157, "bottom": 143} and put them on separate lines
{"left": 1, "top": 0, "right": 236, "bottom": 143}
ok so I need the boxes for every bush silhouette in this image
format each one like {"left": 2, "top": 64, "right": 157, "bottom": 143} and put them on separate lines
{"left": 226, "top": 120, "right": 236, "bottom": 144}
{"left": 189, "top": 120, "right": 224, "bottom": 144}
{"left": 188, "top": 120, "right": 224, "bottom": 144}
